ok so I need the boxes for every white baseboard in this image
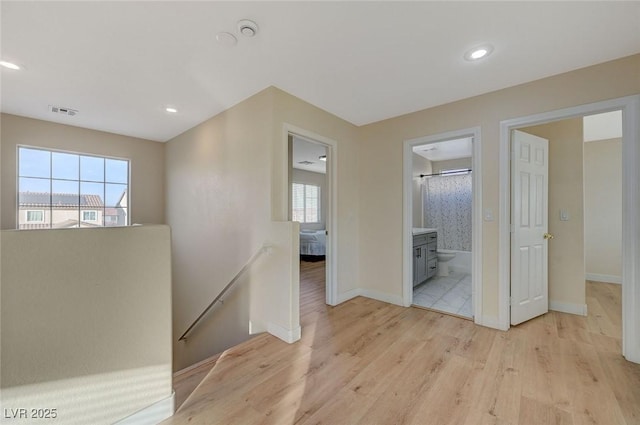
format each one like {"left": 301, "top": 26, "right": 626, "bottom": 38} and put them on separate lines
{"left": 359, "top": 289, "right": 404, "bottom": 307}
{"left": 267, "top": 322, "right": 301, "bottom": 343}
{"left": 115, "top": 391, "right": 175, "bottom": 425}
{"left": 335, "top": 288, "right": 362, "bottom": 304}
{"left": 335, "top": 287, "right": 404, "bottom": 307}
{"left": 586, "top": 273, "right": 622, "bottom": 284}
{"left": 249, "top": 320, "right": 267, "bottom": 335}
{"left": 550, "top": 300, "right": 588, "bottom": 316}
{"left": 478, "top": 315, "right": 509, "bottom": 331}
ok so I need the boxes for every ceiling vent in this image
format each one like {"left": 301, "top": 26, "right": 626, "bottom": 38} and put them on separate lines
{"left": 237, "top": 19, "right": 258, "bottom": 37}
{"left": 49, "top": 105, "right": 78, "bottom": 117}
{"left": 298, "top": 161, "right": 314, "bottom": 165}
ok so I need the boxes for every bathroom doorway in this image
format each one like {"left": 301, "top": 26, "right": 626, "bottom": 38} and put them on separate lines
{"left": 403, "top": 128, "right": 482, "bottom": 322}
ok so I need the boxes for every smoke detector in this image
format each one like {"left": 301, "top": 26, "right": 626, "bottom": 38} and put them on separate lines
{"left": 49, "top": 105, "right": 78, "bottom": 117}
{"left": 237, "top": 19, "right": 258, "bottom": 37}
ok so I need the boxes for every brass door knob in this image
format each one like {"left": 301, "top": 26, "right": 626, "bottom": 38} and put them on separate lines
{"left": 543, "top": 233, "right": 554, "bottom": 240}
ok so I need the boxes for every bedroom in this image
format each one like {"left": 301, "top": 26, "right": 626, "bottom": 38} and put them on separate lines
{"left": 290, "top": 135, "right": 329, "bottom": 298}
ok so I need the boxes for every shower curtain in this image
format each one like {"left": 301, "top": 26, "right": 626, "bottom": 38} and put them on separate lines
{"left": 423, "top": 174, "right": 472, "bottom": 251}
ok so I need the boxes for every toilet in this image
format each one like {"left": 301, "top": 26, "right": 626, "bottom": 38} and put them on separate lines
{"left": 436, "top": 250, "right": 456, "bottom": 276}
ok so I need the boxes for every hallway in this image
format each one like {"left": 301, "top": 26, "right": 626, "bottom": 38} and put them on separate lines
{"left": 165, "top": 274, "right": 638, "bottom": 425}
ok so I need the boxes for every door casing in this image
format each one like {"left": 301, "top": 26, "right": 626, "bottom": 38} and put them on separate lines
{"left": 284, "top": 123, "right": 338, "bottom": 306}
{"left": 403, "top": 127, "right": 483, "bottom": 324}
{"left": 498, "top": 95, "right": 640, "bottom": 363}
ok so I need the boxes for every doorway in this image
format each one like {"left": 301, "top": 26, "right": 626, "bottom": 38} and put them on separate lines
{"left": 412, "top": 138, "right": 473, "bottom": 318}
{"left": 509, "top": 112, "right": 624, "bottom": 337}
{"left": 403, "top": 127, "right": 483, "bottom": 324}
{"left": 290, "top": 134, "right": 328, "bottom": 306}
{"left": 583, "top": 111, "right": 623, "bottom": 286}
{"left": 498, "top": 95, "right": 640, "bottom": 363}
{"left": 285, "top": 125, "right": 338, "bottom": 306}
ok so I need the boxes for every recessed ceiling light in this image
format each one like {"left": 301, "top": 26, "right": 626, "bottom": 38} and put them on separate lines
{"left": 165, "top": 107, "right": 178, "bottom": 113}
{"left": 319, "top": 155, "right": 327, "bottom": 162}
{"left": 464, "top": 44, "right": 494, "bottom": 61}
{"left": 216, "top": 32, "right": 237, "bottom": 47}
{"left": 0, "top": 60, "right": 21, "bottom": 70}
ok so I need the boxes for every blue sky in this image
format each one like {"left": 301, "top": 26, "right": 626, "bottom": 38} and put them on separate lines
{"left": 18, "top": 147, "right": 128, "bottom": 206}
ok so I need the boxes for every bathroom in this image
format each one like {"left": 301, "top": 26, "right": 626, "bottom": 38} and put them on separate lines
{"left": 412, "top": 137, "right": 473, "bottom": 318}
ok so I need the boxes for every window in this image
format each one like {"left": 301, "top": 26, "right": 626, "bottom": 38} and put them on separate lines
{"left": 82, "top": 211, "right": 97, "bottom": 221}
{"left": 18, "top": 147, "right": 129, "bottom": 229}
{"left": 26, "top": 210, "right": 45, "bottom": 222}
{"left": 292, "top": 183, "right": 320, "bottom": 223}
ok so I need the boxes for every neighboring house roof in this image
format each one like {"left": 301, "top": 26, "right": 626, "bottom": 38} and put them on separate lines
{"left": 19, "top": 192, "right": 104, "bottom": 208}
{"left": 116, "top": 190, "right": 128, "bottom": 208}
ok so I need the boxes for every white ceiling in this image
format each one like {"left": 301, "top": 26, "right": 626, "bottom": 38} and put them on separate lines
{"left": 292, "top": 136, "right": 327, "bottom": 174}
{"left": 2, "top": 2, "right": 639, "bottom": 142}
{"left": 413, "top": 137, "right": 472, "bottom": 162}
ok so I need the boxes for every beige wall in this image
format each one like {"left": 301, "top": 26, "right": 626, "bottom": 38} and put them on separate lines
{"left": 412, "top": 153, "right": 431, "bottom": 227}
{"left": 271, "top": 88, "right": 361, "bottom": 297}
{"left": 292, "top": 168, "right": 327, "bottom": 231}
{"left": 1, "top": 225, "right": 173, "bottom": 424}
{"left": 521, "top": 119, "right": 586, "bottom": 308}
{"left": 584, "top": 138, "right": 622, "bottom": 279}
{"left": 358, "top": 54, "right": 640, "bottom": 322}
{"left": 0, "top": 114, "right": 165, "bottom": 229}
{"left": 166, "top": 87, "right": 361, "bottom": 370}
{"left": 166, "top": 88, "right": 275, "bottom": 370}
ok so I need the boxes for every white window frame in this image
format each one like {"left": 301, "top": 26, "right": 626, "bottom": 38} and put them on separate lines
{"left": 17, "top": 145, "right": 130, "bottom": 229}
{"left": 25, "top": 210, "right": 45, "bottom": 223}
{"left": 82, "top": 210, "right": 98, "bottom": 222}
{"left": 292, "top": 182, "right": 321, "bottom": 224}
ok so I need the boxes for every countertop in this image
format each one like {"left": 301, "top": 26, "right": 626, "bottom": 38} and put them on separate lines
{"left": 412, "top": 228, "right": 438, "bottom": 236}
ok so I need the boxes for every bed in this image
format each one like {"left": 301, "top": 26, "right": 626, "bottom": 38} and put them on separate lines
{"left": 299, "top": 229, "right": 326, "bottom": 261}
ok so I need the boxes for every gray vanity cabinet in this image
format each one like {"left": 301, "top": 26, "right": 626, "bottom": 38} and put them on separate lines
{"left": 413, "top": 232, "right": 437, "bottom": 287}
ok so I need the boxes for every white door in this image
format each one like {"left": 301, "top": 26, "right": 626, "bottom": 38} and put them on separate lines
{"left": 511, "top": 130, "right": 550, "bottom": 325}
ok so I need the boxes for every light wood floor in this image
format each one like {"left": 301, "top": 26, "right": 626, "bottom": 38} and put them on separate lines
{"left": 173, "top": 354, "right": 220, "bottom": 409}
{"left": 164, "top": 265, "right": 640, "bottom": 425}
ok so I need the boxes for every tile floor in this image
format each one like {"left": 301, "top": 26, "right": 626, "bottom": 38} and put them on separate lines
{"left": 412, "top": 272, "right": 472, "bottom": 318}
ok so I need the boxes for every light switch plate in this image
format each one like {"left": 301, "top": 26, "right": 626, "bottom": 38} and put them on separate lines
{"left": 484, "top": 208, "right": 494, "bottom": 221}
{"left": 560, "top": 209, "right": 570, "bottom": 221}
